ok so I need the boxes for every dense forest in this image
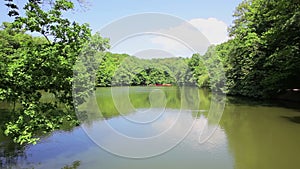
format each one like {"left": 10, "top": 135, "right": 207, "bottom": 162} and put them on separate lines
{"left": 218, "top": 0, "right": 300, "bottom": 98}
{"left": 0, "top": 0, "right": 299, "bottom": 145}
{"left": 94, "top": 52, "right": 207, "bottom": 87}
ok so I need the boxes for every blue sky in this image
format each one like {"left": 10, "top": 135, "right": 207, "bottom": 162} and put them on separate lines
{"left": 1, "top": 0, "right": 241, "bottom": 31}
{"left": 67, "top": 0, "right": 241, "bottom": 31}
{"left": 70, "top": 0, "right": 241, "bottom": 32}
{"left": 0, "top": 0, "right": 242, "bottom": 57}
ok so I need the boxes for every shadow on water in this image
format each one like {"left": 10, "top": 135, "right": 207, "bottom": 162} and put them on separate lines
{"left": 0, "top": 131, "right": 28, "bottom": 168}
{"left": 0, "top": 108, "right": 28, "bottom": 168}
{"left": 0, "top": 104, "right": 80, "bottom": 168}
{"left": 221, "top": 96, "right": 300, "bottom": 169}
{"left": 61, "top": 160, "right": 81, "bottom": 169}
{"left": 281, "top": 116, "right": 300, "bottom": 124}
{"left": 227, "top": 95, "right": 300, "bottom": 113}
{"left": 0, "top": 143, "right": 27, "bottom": 169}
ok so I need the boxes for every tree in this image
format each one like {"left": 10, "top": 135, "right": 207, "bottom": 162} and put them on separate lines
{"left": 96, "top": 53, "right": 127, "bottom": 87}
{"left": 1, "top": 0, "right": 109, "bottom": 144}
{"left": 185, "top": 53, "right": 209, "bottom": 87}
{"left": 224, "top": 0, "right": 300, "bottom": 98}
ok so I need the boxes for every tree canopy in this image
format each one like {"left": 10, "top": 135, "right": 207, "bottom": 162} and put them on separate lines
{"left": 223, "top": 0, "right": 300, "bottom": 98}
{"left": 0, "top": 0, "right": 108, "bottom": 144}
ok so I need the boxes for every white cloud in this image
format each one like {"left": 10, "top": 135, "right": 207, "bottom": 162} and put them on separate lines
{"left": 110, "top": 17, "right": 229, "bottom": 58}
{"left": 150, "top": 18, "right": 229, "bottom": 57}
{"left": 189, "top": 18, "right": 229, "bottom": 44}
{"left": 150, "top": 34, "right": 195, "bottom": 56}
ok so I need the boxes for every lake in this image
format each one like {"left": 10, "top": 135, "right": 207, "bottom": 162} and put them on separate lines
{"left": 1, "top": 86, "right": 300, "bottom": 169}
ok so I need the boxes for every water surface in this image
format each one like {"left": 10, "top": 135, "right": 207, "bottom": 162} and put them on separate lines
{"left": 1, "top": 87, "right": 300, "bottom": 169}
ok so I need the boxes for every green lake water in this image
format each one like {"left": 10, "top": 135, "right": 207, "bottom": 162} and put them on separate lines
{"left": 1, "top": 86, "right": 300, "bottom": 169}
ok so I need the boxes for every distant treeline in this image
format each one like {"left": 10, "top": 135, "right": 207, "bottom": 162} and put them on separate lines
{"left": 95, "top": 52, "right": 209, "bottom": 87}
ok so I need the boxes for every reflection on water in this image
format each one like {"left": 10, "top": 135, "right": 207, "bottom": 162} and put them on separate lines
{"left": 221, "top": 104, "right": 300, "bottom": 169}
{"left": 0, "top": 87, "right": 300, "bottom": 169}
